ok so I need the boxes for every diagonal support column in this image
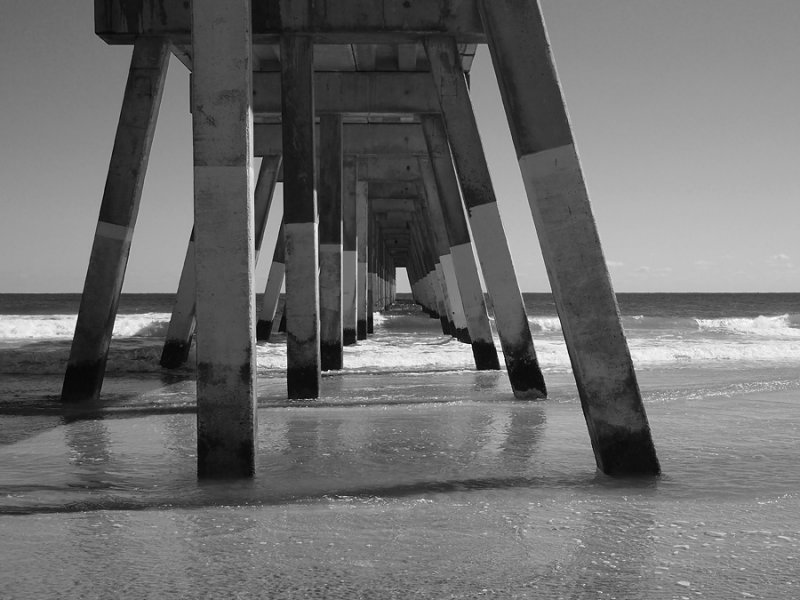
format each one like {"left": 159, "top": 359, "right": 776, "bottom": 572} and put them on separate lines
{"left": 417, "top": 179, "right": 470, "bottom": 343}
{"left": 161, "top": 156, "right": 281, "bottom": 367}
{"left": 479, "top": 0, "right": 659, "bottom": 475}
{"left": 425, "top": 36, "right": 546, "bottom": 399}
{"left": 61, "top": 38, "right": 169, "bottom": 403}
{"left": 318, "top": 114, "right": 344, "bottom": 370}
{"left": 282, "top": 34, "right": 321, "bottom": 399}
{"left": 342, "top": 155, "right": 358, "bottom": 345}
{"left": 418, "top": 150, "right": 500, "bottom": 369}
{"left": 192, "top": 0, "right": 257, "bottom": 478}
{"left": 257, "top": 221, "right": 286, "bottom": 341}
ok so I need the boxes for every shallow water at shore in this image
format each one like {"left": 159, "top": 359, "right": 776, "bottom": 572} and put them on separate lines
{"left": 2, "top": 295, "right": 799, "bottom": 598}
{"left": 2, "top": 368, "right": 800, "bottom": 599}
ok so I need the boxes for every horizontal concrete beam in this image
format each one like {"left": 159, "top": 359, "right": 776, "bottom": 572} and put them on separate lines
{"left": 370, "top": 198, "right": 419, "bottom": 212}
{"left": 275, "top": 158, "right": 421, "bottom": 184}
{"left": 358, "top": 156, "right": 421, "bottom": 182}
{"left": 368, "top": 181, "right": 420, "bottom": 199}
{"left": 375, "top": 221, "right": 415, "bottom": 232}
{"left": 255, "top": 123, "right": 426, "bottom": 157}
{"left": 96, "top": 1, "right": 485, "bottom": 44}
{"left": 253, "top": 72, "right": 439, "bottom": 115}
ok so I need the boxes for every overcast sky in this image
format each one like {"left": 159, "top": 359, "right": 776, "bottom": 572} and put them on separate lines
{"left": 1, "top": 0, "right": 798, "bottom": 293}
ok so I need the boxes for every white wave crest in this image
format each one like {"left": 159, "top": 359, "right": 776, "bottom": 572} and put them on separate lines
{"left": 528, "top": 317, "right": 563, "bottom": 332}
{"left": 628, "top": 339, "right": 800, "bottom": 365}
{"left": 0, "top": 313, "right": 171, "bottom": 339}
{"left": 695, "top": 314, "right": 800, "bottom": 337}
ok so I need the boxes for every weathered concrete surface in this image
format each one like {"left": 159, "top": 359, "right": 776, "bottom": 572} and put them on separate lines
{"left": 282, "top": 34, "right": 320, "bottom": 399}
{"left": 159, "top": 227, "right": 197, "bottom": 369}
{"left": 254, "top": 123, "right": 429, "bottom": 158}
{"left": 257, "top": 221, "right": 285, "bottom": 341}
{"left": 192, "top": 0, "right": 257, "bottom": 478}
{"left": 479, "top": 0, "right": 659, "bottom": 475}
{"left": 254, "top": 72, "right": 440, "bottom": 115}
{"left": 162, "top": 156, "right": 280, "bottom": 367}
{"left": 367, "top": 213, "right": 378, "bottom": 335}
{"left": 416, "top": 171, "right": 470, "bottom": 343}
{"left": 425, "top": 36, "right": 545, "bottom": 399}
{"left": 61, "top": 38, "right": 169, "bottom": 403}
{"left": 418, "top": 147, "right": 499, "bottom": 369}
{"left": 356, "top": 181, "right": 369, "bottom": 340}
{"left": 342, "top": 156, "right": 358, "bottom": 346}
{"left": 96, "top": 0, "right": 487, "bottom": 43}
{"left": 318, "top": 114, "right": 344, "bottom": 371}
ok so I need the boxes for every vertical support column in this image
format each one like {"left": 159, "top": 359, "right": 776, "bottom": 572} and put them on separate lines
{"left": 281, "top": 34, "right": 320, "bottom": 399}
{"left": 425, "top": 36, "right": 546, "bottom": 400}
{"left": 367, "top": 212, "right": 377, "bottom": 334}
{"left": 61, "top": 39, "right": 169, "bottom": 403}
{"left": 257, "top": 221, "right": 286, "bottom": 341}
{"left": 192, "top": 0, "right": 256, "bottom": 478}
{"left": 162, "top": 156, "right": 281, "bottom": 367}
{"left": 356, "top": 179, "right": 369, "bottom": 340}
{"left": 420, "top": 122, "right": 500, "bottom": 369}
{"left": 342, "top": 155, "right": 358, "bottom": 345}
{"left": 318, "top": 114, "right": 344, "bottom": 370}
{"left": 479, "top": 0, "right": 659, "bottom": 475}
{"left": 377, "top": 228, "right": 387, "bottom": 310}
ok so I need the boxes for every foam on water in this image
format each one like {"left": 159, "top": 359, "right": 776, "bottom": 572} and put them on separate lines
{"left": 534, "top": 313, "right": 800, "bottom": 336}
{"left": 696, "top": 313, "right": 800, "bottom": 337}
{"left": 3, "top": 309, "right": 800, "bottom": 376}
{"left": 2, "top": 295, "right": 800, "bottom": 598}
{"left": 0, "top": 312, "right": 171, "bottom": 339}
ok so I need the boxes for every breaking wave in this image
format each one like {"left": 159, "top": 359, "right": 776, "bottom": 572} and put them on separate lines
{"left": 2, "top": 309, "right": 799, "bottom": 376}
{"left": 695, "top": 314, "right": 800, "bottom": 337}
{"left": 0, "top": 313, "right": 170, "bottom": 340}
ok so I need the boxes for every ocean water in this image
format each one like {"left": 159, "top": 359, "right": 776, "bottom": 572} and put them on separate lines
{"left": 1, "top": 293, "right": 799, "bottom": 599}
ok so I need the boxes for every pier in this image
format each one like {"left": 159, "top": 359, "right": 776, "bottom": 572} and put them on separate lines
{"left": 62, "top": 0, "right": 659, "bottom": 478}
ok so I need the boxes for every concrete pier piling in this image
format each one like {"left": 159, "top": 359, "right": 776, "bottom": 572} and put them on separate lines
{"left": 417, "top": 167, "right": 472, "bottom": 344}
{"left": 191, "top": 0, "right": 257, "bottom": 478}
{"left": 418, "top": 151, "right": 500, "bottom": 369}
{"left": 281, "top": 34, "right": 321, "bottom": 399}
{"left": 162, "top": 156, "right": 280, "bottom": 367}
{"left": 256, "top": 221, "right": 286, "bottom": 342}
{"left": 342, "top": 156, "right": 358, "bottom": 346}
{"left": 318, "top": 114, "right": 344, "bottom": 370}
{"left": 367, "top": 213, "right": 377, "bottom": 335}
{"left": 61, "top": 39, "right": 169, "bottom": 403}
{"left": 356, "top": 180, "right": 369, "bottom": 340}
{"left": 79, "top": 0, "right": 659, "bottom": 477}
{"left": 252, "top": 155, "right": 283, "bottom": 264}
{"left": 425, "top": 37, "right": 546, "bottom": 399}
{"left": 479, "top": 0, "right": 659, "bottom": 475}
{"left": 159, "top": 225, "right": 197, "bottom": 369}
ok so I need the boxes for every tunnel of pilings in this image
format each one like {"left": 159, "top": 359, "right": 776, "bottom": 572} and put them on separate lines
{"left": 61, "top": 0, "right": 660, "bottom": 479}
